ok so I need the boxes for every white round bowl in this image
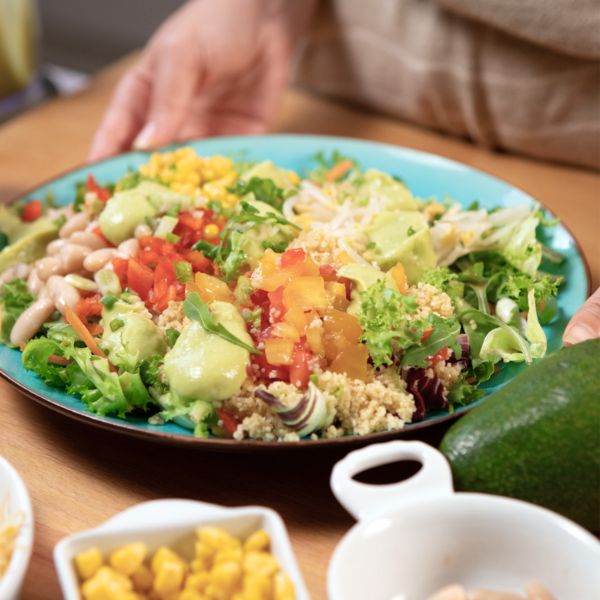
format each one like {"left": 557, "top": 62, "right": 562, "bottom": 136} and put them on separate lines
{"left": 0, "top": 457, "right": 34, "bottom": 600}
{"left": 328, "top": 441, "right": 600, "bottom": 600}
{"left": 54, "top": 498, "right": 310, "bottom": 600}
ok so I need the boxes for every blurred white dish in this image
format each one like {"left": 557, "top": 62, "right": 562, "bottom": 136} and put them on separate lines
{"left": 0, "top": 457, "right": 34, "bottom": 600}
{"left": 328, "top": 441, "right": 600, "bottom": 600}
{"left": 54, "top": 498, "right": 310, "bottom": 600}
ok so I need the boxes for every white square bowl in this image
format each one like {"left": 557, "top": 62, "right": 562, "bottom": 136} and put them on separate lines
{"left": 0, "top": 457, "right": 34, "bottom": 600}
{"left": 54, "top": 498, "right": 310, "bottom": 600}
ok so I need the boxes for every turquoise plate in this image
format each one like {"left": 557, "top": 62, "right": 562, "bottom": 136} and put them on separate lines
{"left": 0, "top": 135, "right": 590, "bottom": 450}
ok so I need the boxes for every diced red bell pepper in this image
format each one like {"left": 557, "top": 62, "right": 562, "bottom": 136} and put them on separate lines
{"left": 86, "top": 174, "right": 111, "bottom": 202}
{"left": 267, "top": 287, "right": 286, "bottom": 322}
{"left": 184, "top": 250, "right": 211, "bottom": 272}
{"left": 289, "top": 345, "right": 313, "bottom": 389}
{"left": 281, "top": 248, "right": 305, "bottom": 268}
{"left": 112, "top": 257, "right": 129, "bottom": 288}
{"left": 429, "top": 345, "right": 452, "bottom": 365}
{"left": 216, "top": 408, "right": 239, "bottom": 436}
{"left": 127, "top": 259, "right": 154, "bottom": 300}
{"left": 22, "top": 199, "right": 42, "bottom": 222}
{"left": 319, "top": 264, "right": 338, "bottom": 281}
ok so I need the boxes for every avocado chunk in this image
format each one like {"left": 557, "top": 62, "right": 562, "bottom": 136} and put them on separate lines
{"left": 241, "top": 160, "right": 298, "bottom": 190}
{"left": 356, "top": 169, "right": 418, "bottom": 211}
{"left": 98, "top": 182, "right": 193, "bottom": 244}
{"left": 101, "top": 298, "right": 166, "bottom": 369}
{"left": 364, "top": 210, "right": 436, "bottom": 283}
{"left": 163, "top": 301, "right": 251, "bottom": 402}
{"left": 238, "top": 198, "right": 296, "bottom": 266}
{"left": 0, "top": 210, "right": 59, "bottom": 272}
{"left": 440, "top": 339, "right": 600, "bottom": 531}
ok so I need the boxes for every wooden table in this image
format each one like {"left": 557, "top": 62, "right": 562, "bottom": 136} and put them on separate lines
{"left": 0, "top": 56, "right": 598, "bottom": 600}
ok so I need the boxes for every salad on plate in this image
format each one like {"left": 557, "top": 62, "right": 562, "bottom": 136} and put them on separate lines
{"left": 0, "top": 148, "right": 561, "bottom": 441}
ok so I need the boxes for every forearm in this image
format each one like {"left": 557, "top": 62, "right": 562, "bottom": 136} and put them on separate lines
{"left": 438, "top": 0, "right": 600, "bottom": 59}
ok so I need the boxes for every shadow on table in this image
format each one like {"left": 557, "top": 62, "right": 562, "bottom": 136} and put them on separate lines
{"left": 19, "top": 397, "right": 451, "bottom": 531}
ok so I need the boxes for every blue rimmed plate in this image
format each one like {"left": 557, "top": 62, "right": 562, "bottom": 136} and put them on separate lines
{"left": 0, "top": 135, "right": 590, "bottom": 450}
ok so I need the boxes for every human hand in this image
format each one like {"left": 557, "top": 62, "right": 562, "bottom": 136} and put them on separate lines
{"left": 563, "top": 287, "right": 600, "bottom": 345}
{"left": 89, "top": 0, "right": 316, "bottom": 161}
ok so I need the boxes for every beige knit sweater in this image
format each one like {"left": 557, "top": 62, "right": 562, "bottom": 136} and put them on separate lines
{"left": 295, "top": 0, "right": 600, "bottom": 170}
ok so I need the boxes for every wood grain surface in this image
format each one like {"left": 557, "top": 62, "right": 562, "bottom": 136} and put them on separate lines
{"left": 0, "top": 55, "right": 598, "bottom": 600}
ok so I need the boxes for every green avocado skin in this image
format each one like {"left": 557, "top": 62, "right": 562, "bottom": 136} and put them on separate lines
{"left": 440, "top": 339, "right": 600, "bottom": 531}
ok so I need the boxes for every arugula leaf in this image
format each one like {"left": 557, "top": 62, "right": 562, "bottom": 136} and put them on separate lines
{"left": 358, "top": 280, "right": 427, "bottom": 368}
{"left": 183, "top": 292, "right": 259, "bottom": 355}
{"left": 192, "top": 201, "right": 299, "bottom": 281}
{"left": 309, "top": 150, "right": 358, "bottom": 182}
{"left": 0, "top": 231, "right": 9, "bottom": 251}
{"left": 0, "top": 278, "right": 35, "bottom": 344}
{"left": 229, "top": 177, "right": 289, "bottom": 210}
{"left": 401, "top": 316, "right": 461, "bottom": 368}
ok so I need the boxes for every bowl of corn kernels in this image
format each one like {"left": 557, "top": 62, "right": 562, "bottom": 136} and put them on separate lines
{"left": 0, "top": 457, "right": 34, "bottom": 600}
{"left": 54, "top": 498, "right": 309, "bottom": 600}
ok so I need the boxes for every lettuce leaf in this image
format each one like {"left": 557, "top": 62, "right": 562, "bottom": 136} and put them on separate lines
{"left": 358, "top": 280, "right": 428, "bottom": 368}
{"left": 495, "top": 215, "right": 541, "bottom": 276}
{"left": 0, "top": 278, "right": 34, "bottom": 344}
{"left": 401, "top": 316, "right": 461, "bottom": 368}
{"left": 22, "top": 323, "right": 157, "bottom": 418}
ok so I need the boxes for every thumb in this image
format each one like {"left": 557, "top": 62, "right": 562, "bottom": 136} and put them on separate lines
{"left": 563, "top": 287, "right": 600, "bottom": 345}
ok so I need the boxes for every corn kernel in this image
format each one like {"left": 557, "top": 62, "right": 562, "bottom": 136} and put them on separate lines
{"left": 131, "top": 564, "right": 154, "bottom": 592}
{"left": 273, "top": 573, "right": 296, "bottom": 600}
{"left": 152, "top": 547, "right": 184, "bottom": 574}
{"left": 75, "top": 546, "right": 104, "bottom": 580}
{"left": 203, "top": 224, "right": 220, "bottom": 239}
{"left": 210, "top": 560, "right": 242, "bottom": 593}
{"left": 197, "top": 527, "right": 240, "bottom": 551}
{"left": 241, "top": 573, "right": 272, "bottom": 600}
{"left": 185, "top": 571, "right": 211, "bottom": 592}
{"left": 242, "top": 552, "right": 279, "bottom": 577}
{"left": 213, "top": 547, "right": 243, "bottom": 565}
{"left": 110, "top": 542, "right": 148, "bottom": 576}
{"left": 153, "top": 560, "right": 185, "bottom": 596}
{"left": 81, "top": 566, "right": 133, "bottom": 600}
{"left": 179, "top": 590, "right": 208, "bottom": 600}
{"left": 243, "top": 531, "right": 270, "bottom": 553}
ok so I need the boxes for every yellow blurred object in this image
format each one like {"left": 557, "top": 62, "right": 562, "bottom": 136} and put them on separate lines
{"left": 0, "top": 0, "right": 38, "bottom": 98}
{"left": 139, "top": 148, "right": 240, "bottom": 206}
{"left": 73, "top": 527, "right": 295, "bottom": 600}
{"left": 0, "top": 512, "right": 21, "bottom": 578}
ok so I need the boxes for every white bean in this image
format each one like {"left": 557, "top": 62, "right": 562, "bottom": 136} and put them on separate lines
{"left": 69, "top": 231, "right": 106, "bottom": 250}
{"left": 36, "top": 256, "right": 63, "bottom": 281}
{"left": 10, "top": 297, "right": 55, "bottom": 346}
{"left": 59, "top": 243, "right": 91, "bottom": 273}
{"left": 117, "top": 238, "right": 139, "bottom": 259}
{"left": 59, "top": 212, "right": 90, "bottom": 239}
{"left": 27, "top": 269, "right": 44, "bottom": 295}
{"left": 46, "top": 239, "right": 68, "bottom": 256}
{"left": 134, "top": 223, "right": 152, "bottom": 239}
{"left": 83, "top": 248, "right": 116, "bottom": 273}
{"left": 47, "top": 275, "right": 80, "bottom": 314}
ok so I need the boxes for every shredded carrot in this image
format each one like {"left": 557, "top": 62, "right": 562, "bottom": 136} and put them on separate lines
{"left": 48, "top": 354, "right": 71, "bottom": 366}
{"left": 64, "top": 306, "right": 107, "bottom": 358}
{"left": 325, "top": 159, "right": 354, "bottom": 182}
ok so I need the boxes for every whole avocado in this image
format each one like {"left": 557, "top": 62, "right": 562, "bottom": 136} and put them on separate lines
{"left": 440, "top": 339, "right": 600, "bottom": 531}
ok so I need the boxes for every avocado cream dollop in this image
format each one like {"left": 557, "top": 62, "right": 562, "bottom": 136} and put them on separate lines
{"left": 163, "top": 301, "right": 252, "bottom": 402}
